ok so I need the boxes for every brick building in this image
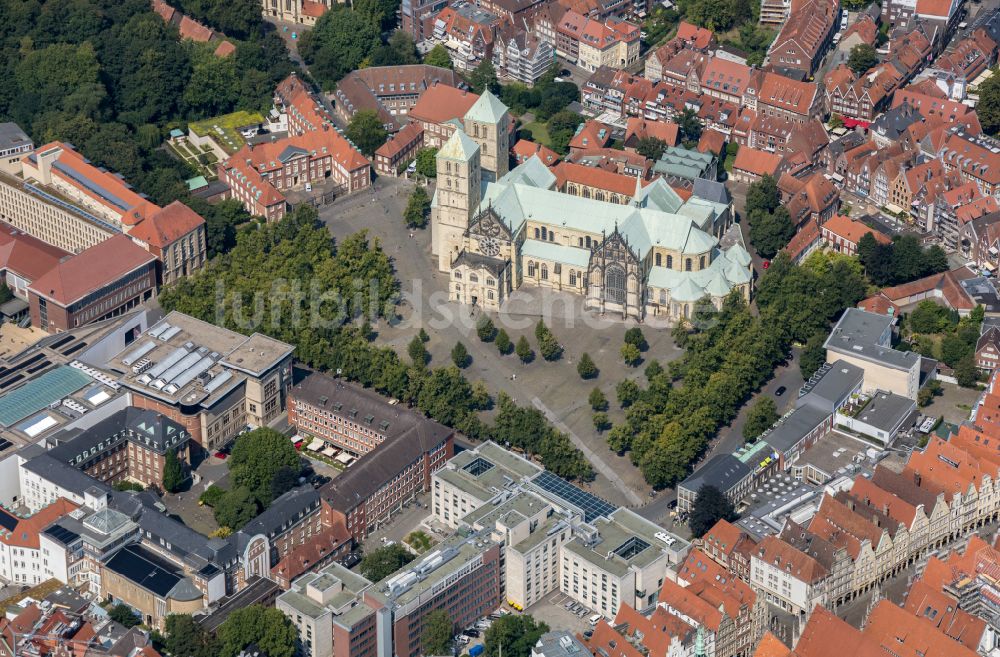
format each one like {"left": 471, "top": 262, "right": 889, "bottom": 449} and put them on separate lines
{"left": 292, "top": 370, "right": 453, "bottom": 541}
{"left": 28, "top": 234, "right": 157, "bottom": 333}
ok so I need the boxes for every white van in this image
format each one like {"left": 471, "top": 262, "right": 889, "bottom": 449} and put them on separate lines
{"left": 588, "top": 614, "right": 603, "bottom": 626}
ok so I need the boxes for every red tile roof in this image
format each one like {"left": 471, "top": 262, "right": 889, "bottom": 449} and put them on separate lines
{"left": 151, "top": 0, "right": 176, "bottom": 22}
{"left": 301, "top": 0, "right": 329, "bottom": 17}
{"left": 554, "top": 161, "right": 644, "bottom": 197}
{"left": 214, "top": 40, "right": 236, "bottom": 57}
{"left": 864, "top": 600, "right": 980, "bottom": 657}
{"left": 0, "top": 222, "right": 69, "bottom": 282}
{"left": 675, "top": 21, "right": 713, "bottom": 49}
{"left": 240, "top": 126, "right": 369, "bottom": 174}
{"left": 512, "top": 139, "right": 560, "bottom": 165}
{"left": 374, "top": 122, "right": 424, "bottom": 160}
{"left": 0, "top": 499, "right": 78, "bottom": 549}
{"left": 178, "top": 15, "right": 213, "bottom": 42}
{"left": 916, "top": 0, "right": 954, "bottom": 17}
{"left": 753, "top": 632, "right": 791, "bottom": 657}
{"left": 657, "top": 578, "right": 724, "bottom": 631}
{"left": 822, "top": 214, "right": 891, "bottom": 247}
{"left": 625, "top": 117, "right": 679, "bottom": 148}
{"left": 794, "top": 606, "right": 873, "bottom": 657}
{"left": 758, "top": 73, "right": 817, "bottom": 116}
{"left": 583, "top": 621, "right": 644, "bottom": 657}
{"left": 784, "top": 218, "right": 821, "bottom": 262}
{"left": 733, "top": 147, "right": 782, "bottom": 177}
{"left": 903, "top": 578, "right": 986, "bottom": 650}
{"left": 873, "top": 269, "right": 976, "bottom": 312}
{"left": 408, "top": 84, "right": 480, "bottom": 125}
{"left": 29, "top": 234, "right": 156, "bottom": 306}
{"left": 129, "top": 201, "right": 205, "bottom": 249}
{"left": 569, "top": 120, "right": 613, "bottom": 151}
{"left": 612, "top": 604, "right": 691, "bottom": 657}
{"left": 858, "top": 294, "right": 898, "bottom": 315}
{"left": 754, "top": 535, "right": 828, "bottom": 583}
{"left": 701, "top": 58, "right": 752, "bottom": 97}
{"left": 29, "top": 142, "right": 158, "bottom": 226}
{"left": 697, "top": 129, "right": 726, "bottom": 155}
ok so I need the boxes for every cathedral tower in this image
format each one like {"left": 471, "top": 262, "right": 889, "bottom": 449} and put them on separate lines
{"left": 463, "top": 90, "right": 510, "bottom": 182}
{"left": 431, "top": 129, "right": 481, "bottom": 271}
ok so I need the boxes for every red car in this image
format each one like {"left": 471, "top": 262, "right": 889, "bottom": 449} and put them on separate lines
{"left": 214, "top": 451, "right": 228, "bottom": 460}
{"left": 762, "top": 260, "right": 770, "bottom": 270}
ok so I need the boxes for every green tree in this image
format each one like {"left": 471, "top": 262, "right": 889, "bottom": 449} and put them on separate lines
{"left": 424, "top": 44, "right": 453, "bottom": 69}
{"left": 419, "top": 328, "right": 430, "bottom": 342}
{"left": 415, "top": 147, "right": 438, "bottom": 178}
{"left": 577, "top": 353, "right": 598, "bottom": 379}
{"left": 848, "top": 43, "right": 879, "bottom": 74}
{"left": 451, "top": 341, "right": 471, "bottom": 368}
{"left": 109, "top": 603, "right": 140, "bottom": 628}
{"left": 299, "top": 7, "right": 382, "bottom": 86}
{"left": 918, "top": 379, "right": 942, "bottom": 407}
{"left": 477, "top": 316, "right": 498, "bottom": 342}
{"left": 941, "top": 332, "right": 972, "bottom": 368}
{"left": 677, "top": 108, "right": 703, "bottom": 147}
{"left": 484, "top": 614, "right": 550, "bottom": 657}
{"left": 547, "top": 110, "right": 582, "bottom": 154}
{"left": 743, "top": 397, "right": 779, "bottom": 442}
{"left": 421, "top": 610, "right": 454, "bottom": 656}
{"left": 979, "top": 66, "right": 1000, "bottom": 136}
{"left": 829, "top": 114, "right": 845, "bottom": 130}
{"left": 749, "top": 205, "right": 795, "bottom": 259}
{"left": 746, "top": 174, "right": 780, "bottom": 216}
{"left": 537, "top": 330, "right": 563, "bottom": 361}
{"left": 162, "top": 450, "right": 184, "bottom": 493}
{"left": 516, "top": 335, "right": 534, "bottom": 363}
{"left": 271, "top": 466, "right": 300, "bottom": 501}
{"left": 621, "top": 343, "right": 642, "bottom": 367}
{"left": 956, "top": 353, "right": 979, "bottom": 387}
{"left": 404, "top": 185, "right": 430, "bottom": 228}
{"left": 624, "top": 327, "right": 648, "bottom": 351}
{"left": 213, "top": 487, "right": 259, "bottom": 531}
{"left": 217, "top": 606, "right": 298, "bottom": 657}
{"left": 496, "top": 329, "right": 513, "bottom": 354}
{"left": 589, "top": 387, "right": 609, "bottom": 411}
{"left": 800, "top": 332, "right": 827, "bottom": 379}
{"left": 645, "top": 360, "right": 664, "bottom": 380}
{"left": 616, "top": 379, "right": 641, "bottom": 407}
{"left": 689, "top": 484, "right": 737, "bottom": 538}
{"left": 468, "top": 59, "right": 500, "bottom": 94}
{"left": 409, "top": 335, "right": 429, "bottom": 365}
{"left": 635, "top": 136, "right": 667, "bottom": 161}
{"left": 346, "top": 109, "right": 388, "bottom": 157}
{"left": 229, "top": 428, "right": 301, "bottom": 505}
{"left": 199, "top": 484, "right": 226, "bottom": 507}
{"left": 165, "top": 615, "right": 216, "bottom": 657}
{"left": 593, "top": 412, "right": 611, "bottom": 432}
{"left": 360, "top": 544, "right": 414, "bottom": 581}
{"left": 909, "top": 300, "right": 952, "bottom": 334}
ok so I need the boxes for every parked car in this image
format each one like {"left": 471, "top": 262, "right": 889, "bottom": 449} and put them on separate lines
{"left": 775, "top": 386, "right": 787, "bottom": 396}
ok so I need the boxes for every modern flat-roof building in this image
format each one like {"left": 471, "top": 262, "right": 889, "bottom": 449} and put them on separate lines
{"left": 27, "top": 234, "right": 157, "bottom": 333}
{"left": 276, "top": 563, "right": 374, "bottom": 657}
{"left": 103, "top": 311, "right": 295, "bottom": 453}
{"left": 825, "top": 308, "right": 923, "bottom": 399}
{"left": 364, "top": 533, "right": 504, "bottom": 657}
{"left": 677, "top": 454, "right": 752, "bottom": 514}
{"left": 0, "top": 123, "right": 32, "bottom": 176}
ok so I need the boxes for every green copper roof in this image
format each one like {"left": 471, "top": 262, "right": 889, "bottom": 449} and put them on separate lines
{"left": 0, "top": 366, "right": 92, "bottom": 427}
{"left": 520, "top": 239, "right": 591, "bottom": 268}
{"left": 464, "top": 90, "right": 509, "bottom": 124}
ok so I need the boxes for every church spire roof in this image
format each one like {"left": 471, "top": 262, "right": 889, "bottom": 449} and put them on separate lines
{"left": 464, "top": 90, "right": 509, "bottom": 124}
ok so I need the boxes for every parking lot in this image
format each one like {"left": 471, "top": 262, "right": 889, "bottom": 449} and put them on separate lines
{"left": 525, "top": 590, "right": 594, "bottom": 635}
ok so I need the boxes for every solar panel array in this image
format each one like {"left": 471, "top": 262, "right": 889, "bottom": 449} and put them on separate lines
{"left": 531, "top": 470, "right": 616, "bottom": 522}
{"left": 44, "top": 524, "right": 81, "bottom": 546}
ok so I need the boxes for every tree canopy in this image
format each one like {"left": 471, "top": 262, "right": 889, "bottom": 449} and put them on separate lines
{"left": 109, "top": 603, "right": 140, "bottom": 628}
{"left": 346, "top": 109, "right": 388, "bottom": 157}
{"left": 360, "top": 544, "right": 414, "bottom": 582}
{"left": 299, "top": 7, "right": 382, "bottom": 87}
{"left": 689, "top": 485, "right": 737, "bottom": 538}
{"left": 163, "top": 450, "right": 185, "bottom": 493}
{"left": 424, "top": 44, "right": 453, "bottom": 69}
{"left": 484, "top": 614, "right": 550, "bottom": 657}
{"left": 165, "top": 614, "right": 216, "bottom": 657}
{"left": 421, "top": 610, "right": 454, "bottom": 656}
{"left": 858, "top": 233, "right": 948, "bottom": 286}
{"left": 979, "top": 66, "right": 1000, "bottom": 136}
{"left": 213, "top": 486, "right": 259, "bottom": 530}
{"left": 743, "top": 397, "right": 779, "bottom": 442}
{"left": 217, "top": 606, "right": 298, "bottom": 657}
{"left": 848, "top": 43, "right": 879, "bottom": 75}
{"left": 229, "top": 428, "right": 301, "bottom": 506}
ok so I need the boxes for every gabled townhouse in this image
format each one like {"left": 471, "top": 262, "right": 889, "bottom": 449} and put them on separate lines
{"left": 894, "top": 158, "right": 965, "bottom": 229}
{"left": 644, "top": 21, "right": 714, "bottom": 81}
{"left": 699, "top": 58, "right": 753, "bottom": 105}
{"left": 699, "top": 519, "right": 758, "bottom": 583}
{"left": 765, "top": 0, "right": 838, "bottom": 80}
{"left": 749, "top": 536, "right": 828, "bottom": 616}
{"left": 778, "top": 172, "right": 839, "bottom": 228}
{"left": 891, "top": 88, "right": 982, "bottom": 133}
{"left": 623, "top": 117, "right": 679, "bottom": 150}
{"left": 656, "top": 577, "right": 746, "bottom": 657}
{"left": 932, "top": 181, "right": 999, "bottom": 249}
{"left": 825, "top": 63, "right": 905, "bottom": 122}
{"left": 938, "top": 132, "right": 1000, "bottom": 200}
{"left": 430, "top": 3, "right": 504, "bottom": 71}
{"left": 959, "top": 209, "right": 1000, "bottom": 270}
{"left": 748, "top": 72, "right": 823, "bottom": 123}
{"left": 935, "top": 28, "right": 998, "bottom": 82}
{"left": 820, "top": 214, "right": 890, "bottom": 256}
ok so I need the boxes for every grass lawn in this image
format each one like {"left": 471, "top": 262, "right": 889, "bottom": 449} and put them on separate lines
{"left": 522, "top": 120, "right": 552, "bottom": 147}
{"left": 188, "top": 109, "right": 266, "bottom": 155}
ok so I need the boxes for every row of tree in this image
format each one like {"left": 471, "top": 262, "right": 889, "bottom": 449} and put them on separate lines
{"left": 857, "top": 232, "right": 948, "bottom": 287}
{"left": 163, "top": 608, "right": 296, "bottom": 657}
{"left": 608, "top": 250, "right": 869, "bottom": 487}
